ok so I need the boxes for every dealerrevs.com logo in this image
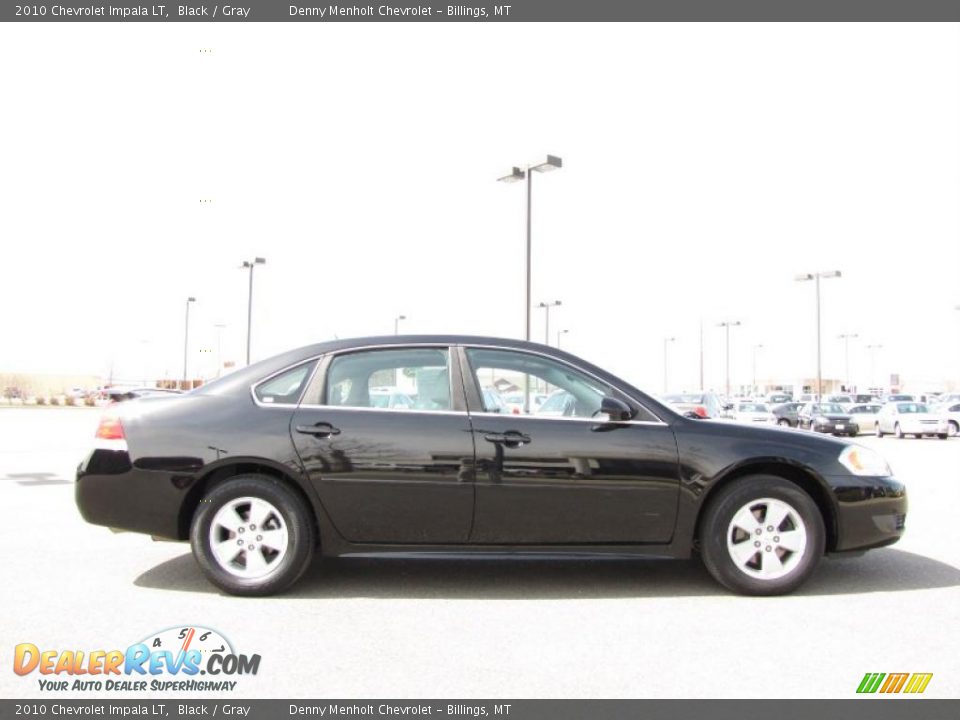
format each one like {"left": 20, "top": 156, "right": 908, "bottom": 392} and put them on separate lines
{"left": 857, "top": 672, "right": 933, "bottom": 694}
{"left": 13, "top": 626, "right": 260, "bottom": 692}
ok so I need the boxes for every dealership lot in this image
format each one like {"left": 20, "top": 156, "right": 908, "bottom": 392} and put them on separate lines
{"left": 1, "top": 407, "right": 958, "bottom": 699}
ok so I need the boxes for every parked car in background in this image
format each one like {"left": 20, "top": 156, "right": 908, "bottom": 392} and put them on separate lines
{"left": 369, "top": 387, "right": 416, "bottom": 410}
{"left": 535, "top": 390, "right": 579, "bottom": 417}
{"left": 875, "top": 402, "right": 949, "bottom": 439}
{"left": 884, "top": 394, "right": 915, "bottom": 403}
{"left": 730, "top": 402, "right": 777, "bottom": 426}
{"left": 765, "top": 393, "right": 792, "bottom": 405}
{"left": 771, "top": 402, "right": 804, "bottom": 428}
{"left": 662, "top": 392, "right": 724, "bottom": 419}
{"left": 848, "top": 394, "right": 879, "bottom": 405}
{"left": 76, "top": 334, "right": 907, "bottom": 597}
{"left": 846, "top": 403, "right": 883, "bottom": 434}
{"left": 937, "top": 402, "right": 960, "bottom": 437}
{"left": 797, "top": 402, "right": 858, "bottom": 437}
{"left": 481, "top": 388, "right": 506, "bottom": 414}
{"left": 825, "top": 394, "right": 853, "bottom": 407}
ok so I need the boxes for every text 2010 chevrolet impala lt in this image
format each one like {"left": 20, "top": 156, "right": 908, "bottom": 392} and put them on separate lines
{"left": 76, "top": 336, "right": 906, "bottom": 596}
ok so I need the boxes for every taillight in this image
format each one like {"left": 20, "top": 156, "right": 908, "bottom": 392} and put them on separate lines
{"left": 695, "top": 406, "right": 708, "bottom": 418}
{"left": 95, "top": 416, "right": 125, "bottom": 440}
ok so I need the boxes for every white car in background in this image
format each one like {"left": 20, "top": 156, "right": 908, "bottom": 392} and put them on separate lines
{"left": 875, "top": 401, "right": 950, "bottom": 439}
{"left": 730, "top": 401, "right": 777, "bottom": 425}
{"left": 936, "top": 401, "right": 960, "bottom": 437}
{"left": 847, "top": 403, "right": 883, "bottom": 434}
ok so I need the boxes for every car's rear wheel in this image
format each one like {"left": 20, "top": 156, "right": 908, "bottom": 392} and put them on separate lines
{"left": 700, "top": 476, "right": 825, "bottom": 596}
{"left": 875, "top": 423, "right": 883, "bottom": 437}
{"left": 777, "top": 418, "right": 790, "bottom": 427}
{"left": 895, "top": 423, "right": 904, "bottom": 439}
{"left": 949, "top": 421, "right": 959, "bottom": 437}
{"left": 937, "top": 433, "right": 948, "bottom": 440}
{"left": 190, "top": 474, "right": 315, "bottom": 596}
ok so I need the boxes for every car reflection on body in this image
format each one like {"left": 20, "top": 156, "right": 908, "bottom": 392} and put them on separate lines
{"left": 662, "top": 392, "right": 725, "bottom": 419}
{"left": 875, "top": 402, "right": 950, "bottom": 439}
{"left": 76, "top": 335, "right": 907, "bottom": 597}
{"left": 797, "top": 402, "right": 859, "bottom": 437}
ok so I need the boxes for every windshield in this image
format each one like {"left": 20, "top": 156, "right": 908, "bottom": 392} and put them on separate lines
{"left": 812, "top": 403, "right": 845, "bottom": 414}
{"left": 738, "top": 403, "right": 769, "bottom": 412}
{"left": 896, "top": 403, "right": 929, "bottom": 414}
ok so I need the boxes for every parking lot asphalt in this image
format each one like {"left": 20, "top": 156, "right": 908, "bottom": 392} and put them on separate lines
{"left": 1, "top": 407, "right": 958, "bottom": 699}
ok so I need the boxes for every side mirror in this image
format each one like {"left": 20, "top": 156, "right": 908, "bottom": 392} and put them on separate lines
{"left": 599, "top": 396, "right": 633, "bottom": 421}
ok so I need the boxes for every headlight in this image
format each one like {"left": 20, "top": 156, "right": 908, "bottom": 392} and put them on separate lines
{"left": 839, "top": 445, "right": 892, "bottom": 477}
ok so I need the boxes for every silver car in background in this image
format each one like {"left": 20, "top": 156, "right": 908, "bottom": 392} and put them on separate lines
{"left": 875, "top": 402, "right": 950, "bottom": 439}
{"left": 730, "top": 401, "right": 778, "bottom": 425}
{"left": 847, "top": 403, "right": 883, "bottom": 434}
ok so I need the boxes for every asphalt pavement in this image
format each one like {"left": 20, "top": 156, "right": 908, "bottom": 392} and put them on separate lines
{"left": 1, "top": 407, "right": 958, "bottom": 699}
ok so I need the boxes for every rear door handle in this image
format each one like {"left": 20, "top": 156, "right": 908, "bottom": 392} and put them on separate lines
{"left": 483, "top": 431, "right": 531, "bottom": 448}
{"left": 295, "top": 422, "right": 341, "bottom": 438}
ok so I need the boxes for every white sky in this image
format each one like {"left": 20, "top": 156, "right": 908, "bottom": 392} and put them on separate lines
{"left": 1, "top": 22, "right": 958, "bottom": 393}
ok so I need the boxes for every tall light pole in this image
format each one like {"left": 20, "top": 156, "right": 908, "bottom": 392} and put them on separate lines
{"left": 394, "top": 314, "right": 407, "bottom": 335}
{"left": 183, "top": 296, "right": 196, "bottom": 386}
{"left": 214, "top": 323, "right": 226, "bottom": 378}
{"left": 497, "top": 155, "right": 563, "bottom": 341}
{"left": 537, "top": 300, "right": 562, "bottom": 345}
{"left": 866, "top": 343, "right": 883, "bottom": 390}
{"left": 752, "top": 344, "right": 764, "bottom": 392}
{"left": 663, "top": 336, "right": 676, "bottom": 393}
{"left": 838, "top": 332, "right": 859, "bottom": 392}
{"left": 556, "top": 329, "right": 569, "bottom": 349}
{"left": 242, "top": 257, "right": 266, "bottom": 365}
{"left": 717, "top": 321, "right": 741, "bottom": 398}
{"left": 795, "top": 270, "right": 841, "bottom": 400}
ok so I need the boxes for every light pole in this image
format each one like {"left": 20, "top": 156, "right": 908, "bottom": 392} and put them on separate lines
{"left": 497, "top": 155, "right": 563, "bottom": 341}
{"left": 183, "top": 296, "right": 196, "bottom": 386}
{"left": 795, "top": 270, "right": 841, "bottom": 400}
{"left": 214, "top": 323, "right": 226, "bottom": 378}
{"left": 866, "top": 343, "right": 883, "bottom": 390}
{"left": 556, "top": 329, "right": 569, "bottom": 349}
{"left": 537, "top": 300, "right": 562, "bottom": 345}
{"left": 838, "top": 332, "right": 859, "bottom": 392}
{"left": 394, "top": 314, "right": 407, "bottom": 335}
{"left": 717, "top": 321, "right": 741, "bottom": 398}
{"left": 663, "top": 337, "right": 676, "bottom": 393}
{"left": 242, "top": 257, "right": 266, "bottom": 365}
{"left": 752, "top": 344, "right": 764, "bottom": 392}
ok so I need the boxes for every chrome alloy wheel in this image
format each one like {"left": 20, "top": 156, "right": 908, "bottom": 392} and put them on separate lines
{"left": 208, "top": 496, "right": 289, "bottom": 579}
{"left": 726, "top": 498, "right": 808, "bottom": 580}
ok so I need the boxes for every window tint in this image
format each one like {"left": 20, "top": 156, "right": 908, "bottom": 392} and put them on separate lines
{"left": 466, "top": 347, "right": 653, "bottom": 421}
{"left": 324, "top": 348, "right": 452, "bottom": 411}
{"left": 255, "top": 362, "right": 314, "bottom": 404}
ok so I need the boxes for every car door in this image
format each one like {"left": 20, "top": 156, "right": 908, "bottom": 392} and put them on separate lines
{"left": 459, "top": 345, "right": 681, "bottom": 544}
{"left": 289, "top": 346, "right": 475, "bottom": 544}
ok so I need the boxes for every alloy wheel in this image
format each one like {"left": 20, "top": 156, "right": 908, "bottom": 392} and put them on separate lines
{"left": 208, "top": 496, "right": 289, "bottom": 579}
{"left": 726, "top": 498, "right": 808, "bottom": 580}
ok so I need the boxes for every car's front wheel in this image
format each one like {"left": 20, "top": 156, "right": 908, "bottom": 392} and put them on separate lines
{"left": 875, "top": 423, "right": 883, "bottom": 437}
{"left": 190, "top": 474, "right": 315, "bottom": 596}
{"left": 700, "top": 476, "right": 825, "bottom": 596}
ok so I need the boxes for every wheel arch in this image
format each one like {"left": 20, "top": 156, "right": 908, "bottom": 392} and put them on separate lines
{"left": 694, "top": 461, "right": 839, "bottom": 553}
{"left": 177, "top": 458, "right": 322, "bottom": 545}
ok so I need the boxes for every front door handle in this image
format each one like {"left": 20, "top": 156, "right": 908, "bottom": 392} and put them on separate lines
{"left": 295, "top": 422, "right": 341, "bottom": 438}
{"left": 483, "top": 431, "right": 531, "bottom": 448}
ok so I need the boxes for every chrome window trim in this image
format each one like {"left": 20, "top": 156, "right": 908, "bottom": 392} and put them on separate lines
{"left": 250, "top": 355, "right": 325, "bottom": 409}
{"left": 466, "top": 410, "right": 668, "bottom": 427}
{"left": 461, "top": 343, "right": 666, "bottom": 424}
{"left": 295, "top": 403, "right": 467, "bottom": 417}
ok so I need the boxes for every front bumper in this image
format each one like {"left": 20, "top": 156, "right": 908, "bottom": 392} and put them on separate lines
{"left": 830, "top": 475, "right": 907, "bottom": 552}
{"left": 899, "top": 421, "right": 948, "bottom": 435}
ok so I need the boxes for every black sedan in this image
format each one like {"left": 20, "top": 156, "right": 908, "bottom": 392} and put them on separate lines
{"left": 76, "top": 336, "right": 906, "bottom": 597}
{"left": 798, "top": 402, "right": 859, "bottom": 437}
{"left": 771, "top": 402, "right": 804, "bottom": 428}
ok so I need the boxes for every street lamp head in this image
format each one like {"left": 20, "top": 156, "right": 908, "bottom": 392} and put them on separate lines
{"left": 820, "top": 270, "right": 841, "bottom": 279}
{"left": 497, "top": 166, "right": 526, "bottom": 183}
{"left": 187, "top": 297, "right": 196, "bottom": 303}
{"left": 254, "top": 257, "right": 266, "bottom": 265}
{"left": 397, "top": 314, "right": 406, "bottom": 321}
{"left": 794, "top": 273, "right": 814, "bottom": 282}
{"left": 531, "top": 155, "right": 563, "bottom": 173}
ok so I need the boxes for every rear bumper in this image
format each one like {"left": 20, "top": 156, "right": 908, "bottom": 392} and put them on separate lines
{"left": 76, "top": 449, "right": 190, "bottom": 540}
{"left": 830, "top": 475, "right": 907, "bottom": 552}
{"left": 812, "top": 421, "right": 859, "bottom": 435}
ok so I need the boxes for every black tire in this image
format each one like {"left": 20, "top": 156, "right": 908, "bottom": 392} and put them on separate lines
{"left": 190, "top": 474, "right": 316, "bottom": 596}
{"left": 700, "top": 475, "right": 825, "bottom": 596}
{"left": 937, "top": 433, "right": 948, "bottom": 440}
{"left": 895, "top": 423, "right": 904, "bottom": 439}
{"left": 777, "top": 418, "right": 790, "bottom": 427}
{"left": 949, "top": 421, "right": 959, "bottom": 438}
{"left": 875, "top": 423, "right": 883, "bottom": 438}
